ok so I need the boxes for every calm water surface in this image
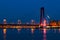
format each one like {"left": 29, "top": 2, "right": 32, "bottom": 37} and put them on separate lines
{"left": 0, "top": 27, "right": 60, "bottom": 40}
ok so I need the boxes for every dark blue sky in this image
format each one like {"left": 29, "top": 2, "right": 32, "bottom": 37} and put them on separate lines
{"left": 0, "top": 0, "right": 60, "bottom": 23}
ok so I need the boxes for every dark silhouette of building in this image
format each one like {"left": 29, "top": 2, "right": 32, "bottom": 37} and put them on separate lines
{"left": 18, "top": 20, "right": 21, "bottom": 24}
{"left": 40, "top": 7, "right": 45, "bottom": 25}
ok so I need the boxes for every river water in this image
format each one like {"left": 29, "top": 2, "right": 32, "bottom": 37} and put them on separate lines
{"left": 0, "top": 27, "right": 60, "bottom": 40}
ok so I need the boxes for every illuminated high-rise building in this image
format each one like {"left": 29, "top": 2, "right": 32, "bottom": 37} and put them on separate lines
{"left": 40, "top": 7, "right": 45, "bottom": 26}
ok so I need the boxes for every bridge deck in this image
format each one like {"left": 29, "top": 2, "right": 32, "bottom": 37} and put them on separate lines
{"left": 0, "top": 24, "right": 60, "bottom": 29}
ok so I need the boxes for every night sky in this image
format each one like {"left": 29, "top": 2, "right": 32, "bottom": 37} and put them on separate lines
{"left": 0, "top": 0, "right": 60, "bottom": 23}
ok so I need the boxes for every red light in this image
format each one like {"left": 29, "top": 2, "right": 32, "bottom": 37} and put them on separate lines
{"left": 43, "top": 19, "right": 47, "bottom": 27}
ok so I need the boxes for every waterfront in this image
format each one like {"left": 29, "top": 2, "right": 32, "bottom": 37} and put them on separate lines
{"left": 0, "top": 27, "right": 60, "bottom": 40}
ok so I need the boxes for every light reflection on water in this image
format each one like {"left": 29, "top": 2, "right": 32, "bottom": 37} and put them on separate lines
{"left": 43, "top": 28, "right": 46, "bottom": 40}
{"left": 0, "top": 26, "right": 60, "bottom": 40}
{"left": 3, "top": 29, "right": 6, "bottom": 40}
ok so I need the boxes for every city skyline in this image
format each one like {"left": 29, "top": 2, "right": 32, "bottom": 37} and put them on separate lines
{"left": 0, "top": 0, "right": 60, "bottom": 23}
{"left": 0, "top": 0, "right": 60, "bottom": 40}
{"left": 0, "top": 7, "right": 59, "bottom": 29}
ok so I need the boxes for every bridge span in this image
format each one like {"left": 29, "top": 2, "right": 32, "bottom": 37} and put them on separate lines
{"left": 0, "top": 24, "right": 60, "bottom": 29}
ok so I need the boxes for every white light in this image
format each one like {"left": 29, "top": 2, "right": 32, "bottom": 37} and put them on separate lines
{"left": 47, "top": 15, "right": 50, "bottom": 19}
{"left": 3, "top": 19, "right": 6, "bottom": 22}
